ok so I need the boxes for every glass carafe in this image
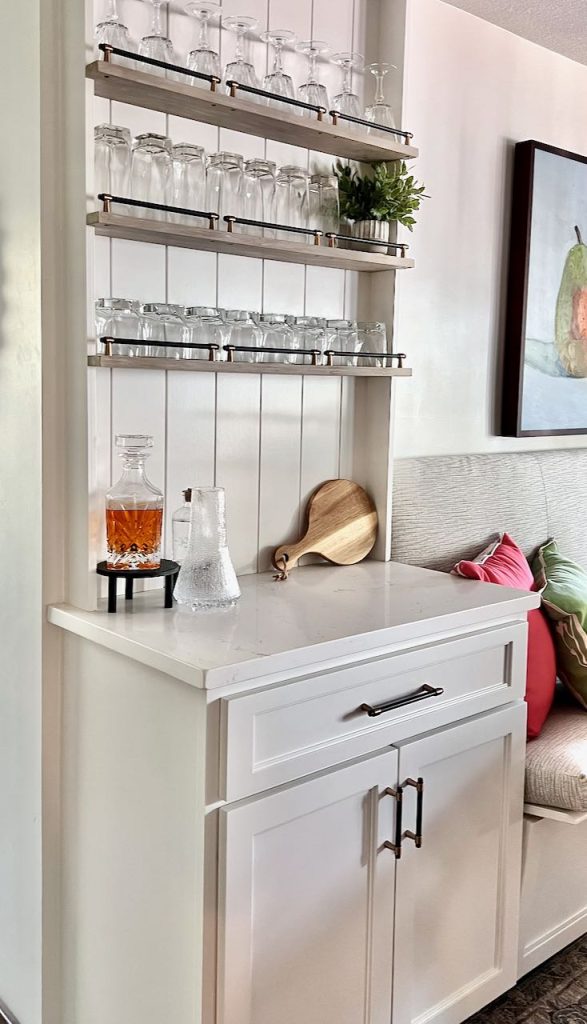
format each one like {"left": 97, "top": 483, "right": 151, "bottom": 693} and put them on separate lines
{"left": 174, "top": 487, "right": 241, "bottom": 609}
{"left": 105, "top": 435, "right": 164, "bottom": 570}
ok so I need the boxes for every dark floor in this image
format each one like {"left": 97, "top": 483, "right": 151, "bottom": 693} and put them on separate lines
{"left": 468, "top": 935, "right": 587, "bottom": 1023}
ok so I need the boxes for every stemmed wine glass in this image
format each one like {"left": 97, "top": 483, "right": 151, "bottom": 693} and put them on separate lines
{"left": 95, "top": 0, "right": 136, "bottom": 56}
{"left": 139, "top": 0, "right": 177, "bottom": 73}
{"left": 222, "top": 16, "right": 261, "bottom": 91}
{"left": 296, "top": 41, "right": 330, "bottom": 117}
{"left": 185, "top": 1, "right": 221, "bottom": 84}
{"left": 364, "top": 61, "right": 397, "bottom": 134}
{"left": 260, "top": 30, "right": 296, "bottom": 109}
{"left": 332, "top": 52, "right": 363, "bottom": 123}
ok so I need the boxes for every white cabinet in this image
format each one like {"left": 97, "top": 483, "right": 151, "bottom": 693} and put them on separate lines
{"left": 217, "top": 703, "right": 526, "bottom": 1024}
{"left": 217, "top": 749, "right": 399, "bottom": 1024}
{"left": 392, "top": 703, "right": 526, "bottom": 1024}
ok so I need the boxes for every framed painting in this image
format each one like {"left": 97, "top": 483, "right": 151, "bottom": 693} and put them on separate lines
{"left": 502, "top": 140, "right": 587, "bottom": 436}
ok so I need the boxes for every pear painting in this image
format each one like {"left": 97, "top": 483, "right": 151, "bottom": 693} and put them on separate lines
{"left": 555, "top": 226, "right": 587, "bottom": 378}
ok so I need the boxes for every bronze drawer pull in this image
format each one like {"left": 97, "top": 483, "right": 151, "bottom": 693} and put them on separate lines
{"left": 360, "top": 684, "right": 444, "bottom": 718}
{"left": 383, "top": 785, "right": 404, "bottom": 859}
{"left": 402, "top": 778, "right": 424, "bottom": 849}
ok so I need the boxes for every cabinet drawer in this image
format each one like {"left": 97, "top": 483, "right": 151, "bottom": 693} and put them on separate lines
{"left": 220, "top": 622, "right": 527, "bottom": 800}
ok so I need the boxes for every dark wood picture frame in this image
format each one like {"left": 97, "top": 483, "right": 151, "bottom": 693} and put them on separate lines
{"left": 502, "top": 139, "right": 587, "bottom": 437}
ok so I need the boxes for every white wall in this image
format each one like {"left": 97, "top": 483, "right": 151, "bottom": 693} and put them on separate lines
{"left": 0, "top": 0, "right": 43, "bottom": 1020}
{"left": 393, "top": 0, "right": 587, "bottom": 456}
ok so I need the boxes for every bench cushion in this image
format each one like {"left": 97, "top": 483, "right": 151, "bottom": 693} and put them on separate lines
{"left": 525, "top": 704, "right": 587, "bottom": 811}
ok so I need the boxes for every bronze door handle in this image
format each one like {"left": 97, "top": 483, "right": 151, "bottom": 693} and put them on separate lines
{"left": 382, "top": 784, "right": 404, "bottom": 859}
{"left": 402, "top": 777, "right": 424, "bottom": 849}
{"left": 360, "top": 684, "right": 444, "bottom": 718}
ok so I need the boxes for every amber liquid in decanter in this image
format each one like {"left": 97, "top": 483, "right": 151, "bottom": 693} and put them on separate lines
{"left": 106, "top": 505, "right": 164, "bottom": 570}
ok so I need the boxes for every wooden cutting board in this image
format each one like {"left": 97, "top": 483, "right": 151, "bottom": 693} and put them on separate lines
{"left": 272, "top": 479, "right": 378, "bottom": 575}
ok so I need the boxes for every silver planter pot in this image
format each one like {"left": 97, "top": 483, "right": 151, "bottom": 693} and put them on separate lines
{"left": 351, "top": 219, "right": 391, "bottom": 253}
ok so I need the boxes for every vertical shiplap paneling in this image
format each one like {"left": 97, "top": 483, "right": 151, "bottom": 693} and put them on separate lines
{"left": 167, "top": 247, "right": 217, "bottom": 308}
{"left": 215, "top": 374, "right": 262, "bottom": 574}
{"left": 299, "top": 376, "right": 343, "bottom": 564}
{"left": 262, "top": 260, "right": 305, "bottom": 315}
{"left": 257, "top": 376, "right": 304, "bottom": 571}
{"left": 165, "top": 373, "right": 217, "bottom": 557}
{"left": 305, "top": 265, "right": 346, "bottom": 318}
{"left": 217, "top": 254, "right": 262, "bottom": 311}
{"left": 111, "top": 238, "right": 166, "bottom": 302}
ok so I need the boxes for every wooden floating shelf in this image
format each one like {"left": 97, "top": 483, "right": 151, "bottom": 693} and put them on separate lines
{"left": 88, "top": 355, "right": 413, "bottom": 378}
{"left": 87, "top": 61, "right": 419, "bottom": 164}
{"left": 87, "top": 212, "right": 415, "bottom": 272}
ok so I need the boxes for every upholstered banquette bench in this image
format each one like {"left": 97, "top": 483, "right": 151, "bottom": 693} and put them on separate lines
{"left": 392, "top": 450, "right": 587, "bottom": 977}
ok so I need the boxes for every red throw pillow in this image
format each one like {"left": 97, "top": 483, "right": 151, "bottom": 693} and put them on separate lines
{"left": 453, "top": 533, "right": 556, "bottom": 739}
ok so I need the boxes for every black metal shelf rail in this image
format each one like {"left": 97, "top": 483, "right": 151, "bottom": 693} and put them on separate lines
{"left": 98, "top": 337, "right": 407, "bottom": 369}
{"left": 96, "top": 195, "right": 409, "bottom": 257}
{"left": 97, "top": 44, "right": 415, "bottom": 141}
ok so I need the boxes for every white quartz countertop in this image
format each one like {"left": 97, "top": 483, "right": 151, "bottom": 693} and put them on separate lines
{"left": 48, "top": 561, "right": 539, "bottom": 690}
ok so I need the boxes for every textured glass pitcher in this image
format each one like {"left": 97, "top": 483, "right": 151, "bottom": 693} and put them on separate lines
{"left": 174, "top": 487, "right": 241, "bottom": 609}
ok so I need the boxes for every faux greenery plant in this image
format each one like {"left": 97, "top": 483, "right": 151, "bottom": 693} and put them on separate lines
{"left": 334, "top": 160, "right": 427, "bottom": 230}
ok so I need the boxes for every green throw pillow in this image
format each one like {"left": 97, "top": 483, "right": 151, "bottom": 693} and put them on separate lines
{"left": 532, "top": 539, "right": 587, "bottom": 710}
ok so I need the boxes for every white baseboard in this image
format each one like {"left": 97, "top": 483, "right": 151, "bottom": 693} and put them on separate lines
{"left": 519, "top": 906, "right": 587, "bottom": 976}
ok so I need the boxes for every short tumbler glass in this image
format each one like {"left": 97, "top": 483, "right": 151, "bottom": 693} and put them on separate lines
{"left": 130, "top": 133, "right": 173, "bottom": 217}
{"left": 94, "top": 124, "right": 131, "bottom": 200}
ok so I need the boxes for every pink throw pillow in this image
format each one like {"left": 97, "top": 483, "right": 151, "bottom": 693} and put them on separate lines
{"left": 453, "top": 533, "right": 556, "bottom": 739}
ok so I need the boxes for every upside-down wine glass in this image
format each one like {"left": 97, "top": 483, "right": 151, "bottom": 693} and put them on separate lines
{"left": 184, "top": 1, "right": 221, "bottom": 84}
{"left": 95, "top": 0, "right": 136, "bottom": 57}
{"left": 297, "top": 40, "right": 330, "bottom": 117}
{"left": 139, "top": 0, "right": 177, "bottom": 74}
{"left": 364, "top": 61, "right": 397, "bottom": 135}
{"left": 222, "top": 16, "right": 261, "bottom": 92}
{"left": 260, "top": 29, "right": 296, "bottom": 109}
{"left": 332, "top": 51, "right": 363, "bottom": 123}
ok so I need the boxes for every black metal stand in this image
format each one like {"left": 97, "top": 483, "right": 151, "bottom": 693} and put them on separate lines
{"left": 96, "top": 559, "right": 180, "bottom": 613}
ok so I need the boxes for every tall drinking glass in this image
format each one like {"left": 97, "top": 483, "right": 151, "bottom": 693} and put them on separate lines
{"left": 259, "top": 314, "right": 294, "bottom": 363}
{"left": 357, "top": 321, "right": 387, "bottom": 366}
{"left": 364, "top": 61, "right": 397, "bottom": 135}
{"left": 184, "top": 307, "right": 226, "bottom": 358}
{"left": 185, "top": 1, "right": 221, "bottom": 83}
{"left": 223, "top": 310, "right": 262, "bottom": 362}
{"left": 332, "top": 52, "right": 363, "bottom": 123}
{"left": 326, "top": 318, "right": 361, "bottom": 366}
{"left": 94, "top": 124, "right": 131, "bottom": 201}
{"left": 297, "top": 40, "right": 330, "bottom": 116}
{"left": 261, "top": 30, "right": 296, "bottom": 109}
{"left": 95, "top": 298, "right": 141, "bottom": 356}
{"left": 130, "top": 133, "right": 173, "bottom": 217}
{"left": 309, "top": 173, "right": 340, "bottom": 236}
{"left": 275, "top": 165, "right": 309, "bottom": 239}
{"left": 138, "top": 303, "right": 187, "bottom": 357}
{"left": 242, "top": 159, "right": 276, "bottom": 235}
{"left": 171, "top": 143, "right": 207, "bottom": 222}
{"left": 222, "top": 16, "right": 260, "bottom": 91}
{"left": 206, "top": 152, "right": 244, "bottom": 224}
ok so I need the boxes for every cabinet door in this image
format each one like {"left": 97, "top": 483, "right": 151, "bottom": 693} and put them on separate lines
{"left": 392, "top": 703, "right": 526, "bottom": 1024}
{"left": 217, "top": 749, "right": 398, "bottom": 1024}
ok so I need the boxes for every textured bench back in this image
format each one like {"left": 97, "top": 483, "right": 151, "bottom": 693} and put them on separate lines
{"left": 391, "top": 451, "right": 587, "bottom": 573}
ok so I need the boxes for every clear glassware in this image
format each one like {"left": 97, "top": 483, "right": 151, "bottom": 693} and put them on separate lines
{"left": 184, "top": 306, "right": 226, "bottom": 358}
{"left": 171, "top": 143, "right": 206, "bottom": 222}
{"left": 275, "top": 165, "right": 310, "bottom": 240}
{"left": 261, "top": 29, "right": 296, "bottom": 109}
{"left": 222, "top": 309, "right": 262, "bottom": 362}
{"left": 95, "top": 0, "right": 136, "bottom": 61}
{"left": 95, "top": 297, "right": 141, "bottom": 356}
{"left": 331, "top": 51, "right": 363, "bottom": 123}
{"left": 242, "top": 158, "right": 276, "bottom": 236}
{"left": 309, "top": 173, "right": 340, "bottom": 237}
{"left": 172, "top": 488, "right": 192, "bottom": 564}
{"left": 139, "top": 0, "right": 178, "bottom": 78}
{"left": 185, "top": 1, "right": 221, "bottom": 83}
{"left": 222, "top": 16, "right": 260, "bottom": 92}
{"left": 297, "top": 40, "right": 330, "bottom": 117}
{"left": 138, "top": 303, "right": 186, "bottom": 357}
{"left": 364, "top": 61, "right": 397, "bottom": 135}
{"left": 326, "top": 318, "right": 361, "bottom": 366}
{"left": 105, "top": 434, "right": 164, "bottom": 571}
{"left": 206, "top": 151, "right": 244, "bottom": 224}
{"left": 174, "top": 487, "right": 241, "bottom": 610}
{"left": 94, "top": 124, "right": 131, "bottom": 201}
{"left": 259, "top": 313, "right": 295, "bottom": 363}
{"left": 357, "top": 321, "right": 387, "bottom": 367}
{"left": 130, "top": 133, "right": 173, "bottom": 217}
{"left": 288, "top": 315, "right": 325, "bottom": 362}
